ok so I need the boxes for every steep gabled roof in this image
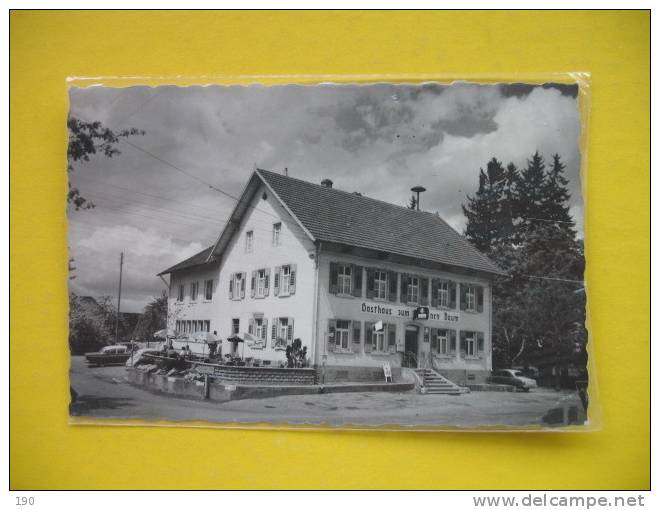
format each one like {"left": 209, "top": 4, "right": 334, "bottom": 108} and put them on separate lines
{"left": 161, "top": 169, "right": 504, "bottom": 277}
{"left": 159, "top": 246, "right": 215, "bottom": 275}
{"left": 256, "top": 169, "right": 504, "bottom": 276}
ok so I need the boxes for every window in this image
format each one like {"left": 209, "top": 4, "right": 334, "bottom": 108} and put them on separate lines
{"left": 175, "top": 320, "right": 181, "bottom": 332}
{"left": 465, "top": 332, "right": 476, "bottom": 356}
{"left": 407, "top": 276, "right": 419, "bottom": 304}
{"left": 336, "top": 320, "right": 351, "bottom": 350}
{"left": 256, "top": 269, "right": 266, "bottom": 297}
{"left": 254, "top": 318, "right": 265, "bottom": 339}
{"left": 272, "top": 222, "right": 281, "bottom": 246}
{"left": 280, "top": 265, "right": 290, "bottom": 295}
{"left": 230, "top": 273, "right": 245, "bottom": 300}
{"left": 374, "top": 270, "right": 387, "bottom": 300}
{"left": 232, "top": 318, "right": 240, "bottom": 335}
{"left": 177, "top": 284, "right": 184, "bottom": 302}
{"left": 466, "top": 285, "right": 476, "bottom": 311}
{"left": 190, "top": 281, "right": 199, "bottom": 302}
{"left": 203, "top": 320, "right": 210, "bottom": 332}
{"left": 437, "top": 281, "right": 449, "bottom": 307}
{"left": 278, "top": 317, "right": 289, "bottom": 342}
{"left": 245, "top": 230, "right": 253, "bottom": 253}
{"left": 337, "top": 264, "right": 352, "bottom": 295}
{"left": 204, "top": 279, "right": 213, "bottom": 300}
{"left": 373, "top": 328, "right": 386, "bottom": 352}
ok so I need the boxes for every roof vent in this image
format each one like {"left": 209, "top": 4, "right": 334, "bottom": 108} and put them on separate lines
{"left": 321, "top": 178, "right": 333, "bottom": 189}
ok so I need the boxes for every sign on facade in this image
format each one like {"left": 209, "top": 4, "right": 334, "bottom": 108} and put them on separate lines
{"left": 360, "top": 302, "right": 459, "bottom": 323}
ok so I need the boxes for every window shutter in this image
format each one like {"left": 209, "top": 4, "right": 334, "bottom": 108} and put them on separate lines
{"left": 262, "top": 319, "right": 268, "bottom": 341}
{"left": 477, "top": 286, "right": 484, "bottom": 313}
{"left": 449, "top": 330, "right": 457, "bottom": 352}
{"left": 240, "top": 273, "right": 246, "bottom": 299}
{"left": 477, "top": 332, "right": 485, "bottom": 354}
{"left": 459, "top": 283, "right": 467, "bottom": 310}
{"left": 287, "top": 317, "right": 294, "bottom": 345}
{"left": 364, "top": 322, "right": 373, "bottom": 353}
{"left": 251, "top": 271, "right": 256, "bottom": 298}
{"left": 366, "top": 268, "right": 375, "bottom": 300}
{"left": 264, "top": 268, "right": 270, "bottom": 296}
{"left": 248, "top": 318, "right": 254, "bottom": 335}
{"left": 271, "top": 318, "right": 278, "bottom": 346}
{"left": 329, "top": 262, "right": 338, "bottom": 294}
{"left": 327, "top": 320, "right": 336, "bottom": 352}
{"left": 290, "top": 264, "right": 297, "bottom": 294}
{"left": 273, "top": 266, "right": 280, "bottom": 296}
{"left": 351, "top": 321, "right": 361, "bottom": 353}
{"left": 388, "top": 271, "right": 398, "bottom": 302}
{"left": 229, "top": 276, "right": 234, "bottom": 299}
{"left": 459, "top": 331, "right": 466, "bottom": 357}
{"left": 449, "top": 281, "right": 457, "bottom": 309}
{"left": 387, "top": 324, "right": 396, "bottom": 353}
{"left": 400, "top": 274, "right": 409, "bottom": 303}
{"left": 352, "top": 265, "right": 363, "bottom": 297}
{"left": 420, "top": 277, "right": 429, "bottom": 306}
{"left": 430, "top": 328, "right": 438, "bottom": 351}
{"left": 431, "top": 279, "right": 438, "bottom": 308}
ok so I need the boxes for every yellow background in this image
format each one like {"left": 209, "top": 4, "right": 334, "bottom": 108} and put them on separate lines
{"left": 10, "top": 11, "right": 650, "bottom": 489}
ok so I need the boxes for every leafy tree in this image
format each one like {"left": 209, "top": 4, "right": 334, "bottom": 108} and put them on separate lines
{"left": 68, "top": 294, "right": 114, "bottom": 354}
{"left": 134, "top": 292, "right": 168, "bottom": 342}
{"left": 67, "top": 116, "right": 144, "bottom": 211}
{"left": 285, "top": 338, "right": 308, "bottom": 368}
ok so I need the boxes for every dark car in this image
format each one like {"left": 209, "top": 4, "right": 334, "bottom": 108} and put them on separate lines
{"left": 487, "top": 369, "right": 538, "bottom": 392}
{"left": 85, "top": 345, "right": 132, "bottom": 366}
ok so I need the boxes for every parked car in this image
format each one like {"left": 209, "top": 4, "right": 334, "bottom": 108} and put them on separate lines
{"left": 85, "top": 345, "right": 132, "bottom": 366}
{"left": 487, "top": 369, "right": 538, "bottom": 392}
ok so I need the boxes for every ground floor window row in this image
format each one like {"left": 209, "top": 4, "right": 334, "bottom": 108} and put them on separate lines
{"left": 175, "top": 319, "right": 211, "bottom": 334}
{"left": 228, "top": 264, "right": 298, "bottom": 300}
{"left": 237, "top": 315, "right": 295, "bottom": 350}
{"left": 328, "top": 320, "right": 486, "bottom": 358}
{"left": 329, "top": 262, "right": 485, "bottom": 312}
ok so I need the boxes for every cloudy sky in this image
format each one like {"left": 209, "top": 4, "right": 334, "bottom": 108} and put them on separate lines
{"left": 68, "top": 82, "right": 583, "bottom": 312}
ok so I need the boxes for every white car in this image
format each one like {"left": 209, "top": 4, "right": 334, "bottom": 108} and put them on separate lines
{"left": 487, "top": 369, "right": 538, "bottom": 391}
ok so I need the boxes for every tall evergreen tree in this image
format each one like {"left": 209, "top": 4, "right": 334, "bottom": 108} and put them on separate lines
{"left": 462, "top": 157, "right": 508, "bottom": 254}
{"left": 407, "top": 194, "right": 417, "bottom": 210}
{"left": 543, "top": 154, "right": 576, "bottom": 237}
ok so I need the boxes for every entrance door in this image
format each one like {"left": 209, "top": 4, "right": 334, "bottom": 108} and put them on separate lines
{"left": 403, "top": 327, "right": 419, "bottom": 368}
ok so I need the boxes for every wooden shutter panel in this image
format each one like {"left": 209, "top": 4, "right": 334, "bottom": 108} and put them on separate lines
{"left": 274, "top": 266, "right": 280, "bottom": 296}
{"left": 459, "top": 331, "right": 466, "bottom": 357}
{"left": 459, "top": 283, "right": 467, "bottom": 311}
{"left": 420, "top": 277, "right": 429, "bottom": 306}
{"left": 229, "top": 276, "right": 234, "bottom": 299}
{"left": 329, "top": 262, "right": 338, "bottom": 294}
{"left": 248, "top": 318, "right": 254, "bottom": 335}
{"left": 271, "top": 318, "right": 278, "bottom": 346}
{"left": 477, "top": 332, "right": 485, "bottom": 353}
{"left": 364, "top": 322, "right": 373, "bottom": 353}
{"left": 327, "top": 320, "right": 336, "bottom": 352}
{"left": 262, "top": 319, "right": 268, "bottom": 341}
{"left": 387, "top": 324, "right": 396, "bottom": 353}
{"left": 449, "top": 330, "right": 457, "bottom": 352}
{"left": 251, "top": 271, "right": 256, "bottom": 298}
{"left": 476, "top": 286, "right": 484, "bottom": 313}
{"left": 287, "top": 317, "right": 294, "bottom": 345}
{"left": 290, "top": 264, "right": 297, "bottom": 294}
{"left": 240, "top": 273, "right": 246, "bottom": 299}
{"left": 351, "top": 321, "right": 361, "bottom": 353}
{"left": 353, "top": 265, "right": 362, "bottom": 297}
{"left": 449, "top": 281, "right": 457, "bottom": 309}
{"left": 264, "top": 268, "right": 270, "bottom": 296}
{"left": 431, "top": 279, "right": 438, "bottom": 308}
{"left": 400, "top": 274, "right": 409, "bottom": 303}
{"left": 366, "top": 268, "right": 375, "bottom": 300}
{"left": 388, "top": 271, "right": 398, "bottom": 302}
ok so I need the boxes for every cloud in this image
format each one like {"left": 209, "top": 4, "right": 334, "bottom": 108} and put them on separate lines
{"left": 68, "top": 82, "right": 583, "bottom": 310}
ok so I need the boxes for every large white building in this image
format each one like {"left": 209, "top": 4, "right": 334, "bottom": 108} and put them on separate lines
{"left": 159, "top": 169, "right": 504, "bottom": 384}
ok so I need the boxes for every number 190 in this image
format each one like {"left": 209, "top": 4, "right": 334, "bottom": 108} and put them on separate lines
{"left": 16, "top": 497, "right": 34, "bottom": 506}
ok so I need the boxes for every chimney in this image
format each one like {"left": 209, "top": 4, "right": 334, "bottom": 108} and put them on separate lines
{"left": 321, "top": 178, "right": 333, "bottom": 189}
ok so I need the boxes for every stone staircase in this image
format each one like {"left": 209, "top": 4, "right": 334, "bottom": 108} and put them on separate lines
{"left": 415, "top": 368, "right": 468, "bottom": 395}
